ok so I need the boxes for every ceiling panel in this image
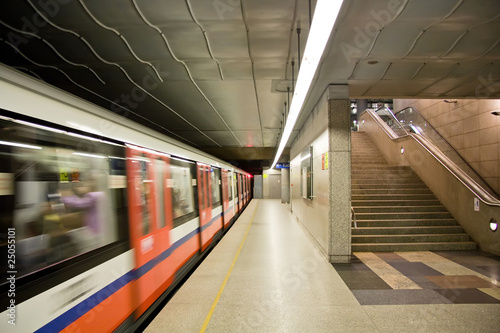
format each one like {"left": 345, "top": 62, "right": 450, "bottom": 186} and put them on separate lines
{"left": 134, "top": 0, "right": 194, "bottom": 22}
{"left": 217, "top": 60, "right": 253, "bottom": 79}
{"left": 197, "top": 80, "right": 261, "bottom": 131}
{"left": 383, "top": 62, "right": 425, "bottom": 80}
{"left": 444, "top": 22, "right": 500, "bottom": 60}
{"left": 198, "top": 22, "right": 249, "bottom": 60}
{"left": 1, "top": 0, "right": 499, "bottom": 168}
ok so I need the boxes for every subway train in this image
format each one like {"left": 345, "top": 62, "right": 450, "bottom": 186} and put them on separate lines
{"left": 0, "top": 65, "right": 251, "bottom": 332}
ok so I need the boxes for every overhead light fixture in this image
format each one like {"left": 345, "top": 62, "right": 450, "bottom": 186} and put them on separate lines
{"left": 271, "top": 0, "right": 344, "bottom": 169}
{"left": 0, "top": 140, "right": 42, "bottom": 150}
{"left": 491, "top": 111, "right": 500, "bottom": 116}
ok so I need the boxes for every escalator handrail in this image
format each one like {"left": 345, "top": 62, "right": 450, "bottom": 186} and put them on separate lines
{"left": 362, "top": 109, "right": 500, "bottom": 207}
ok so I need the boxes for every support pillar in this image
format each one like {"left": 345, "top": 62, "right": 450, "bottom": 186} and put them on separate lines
{"left": 327, "top": 85, "right": 351, "bottom": 263}
{"left": 281, "top": 168, "right": 290, "bottom": 204}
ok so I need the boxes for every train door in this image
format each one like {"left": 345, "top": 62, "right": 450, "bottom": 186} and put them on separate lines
{"left": 234, "top": 173, "right": 239, "bottom": 213}
{"left": 237, "top": 173, "right": 243, "bottom": 212}
{"left": 127, "top": 146, "right": 162, "bottom": 316}
{"left": 243, "top": 176, "right": 247, "bottom": 205}
{"left": 221, "top": 169, "right": 232, "bottom": 227}
{"left": 197, "top": 163, "right": 212, "bottom": 251}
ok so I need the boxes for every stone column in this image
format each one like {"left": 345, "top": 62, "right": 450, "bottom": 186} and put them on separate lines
{"left": 328, "top": 85, "right": 351, "bottom": 263}
{"left": 281, "top": 168, "right": 290, "bottom": 204}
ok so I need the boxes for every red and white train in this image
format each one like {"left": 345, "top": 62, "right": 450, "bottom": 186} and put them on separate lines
{"left": 0, "top": 65, "right": 251, "bottom": 332}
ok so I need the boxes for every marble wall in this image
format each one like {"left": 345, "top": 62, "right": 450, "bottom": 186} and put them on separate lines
{"left": 394, "top": 99, "right": 500, "bottom": 195}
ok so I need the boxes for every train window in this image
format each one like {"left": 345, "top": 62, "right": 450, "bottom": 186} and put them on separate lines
{"left": 0, "top": 117, "right": 125, "bottom": 280}
{"left": 137, "top": 154, "right": 152, "bottom": 235}
{"left": 204, "top": 169, "right": 210, "bottom": 208}
{"left": 227, "top": 172, "right": 233, "bottom": 201}
{"left": 170, "top": 159, "right": 195, "bottom": 227}
{"left": 211, "top": 168, "right": 221, "bottom": 207}
{"left": 154, "top": 158, "right": 166, "bottom": 229}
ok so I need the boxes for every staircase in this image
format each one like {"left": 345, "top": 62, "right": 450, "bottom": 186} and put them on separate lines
{"left": 351, "top": 132, "right": 476, "bottom": 252}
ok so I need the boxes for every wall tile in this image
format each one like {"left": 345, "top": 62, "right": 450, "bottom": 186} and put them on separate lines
{"left": 484, "top": 178, "right": 499, "bottom": 194}
{"left": 479, "top": 111, "right": 499, "bottom": 129}
{"left": 448, "top": 135, "right": 464, "bottom": 150}
{"left": 463, "top": 131, "right": 480, "bottom": 148}
{"left": 395, "top": 98, "right": 499, "bottom": 195}
{"left": 460, "top": 100, "right": 480, "bottom": 119}
{"left": 479, "top": 161, "right": 498, "bottom": 179}
{"left": 480, "top": 143, "right": 499, "bottom": 162}
{"left": 449, "top": 120, "right": 464, "bottom": 136}
{"left": 460, "top": 147, "right": 480, "bottom": 162}
{"left": 479, "top": 127, "right": 498, "bottom": 145}
{"left": 463, "top": 115, "right": 480, "bottom": 133}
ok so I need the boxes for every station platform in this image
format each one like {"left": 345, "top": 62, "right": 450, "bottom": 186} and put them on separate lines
{"left": 145, "top": 199, "right": 500, "bottom": 333}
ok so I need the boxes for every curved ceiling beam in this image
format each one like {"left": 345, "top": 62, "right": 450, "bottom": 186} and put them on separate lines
{"left": 26, "top": 0, "right": 216, "bottom": 147}
{"left": 185, "top": 0, "right": 224, "bottom": 81}
{"left": 0, "top": 19, "right": 105, "bottom": 84}
{"left": 132, "top": 0, "right": 242, "bottom": 147}
{"left": 0, "top": 37, "right": 198, "bottom": 146}
{"left": 78, "top": 0, "right": 163, "bottom": 83}
{"left": 239, "top": 0, "right": 264, "bottom": 147}
{"left": 401, "top": 0, "right": 464, "bottom": 59}
{"left": 439, "top": 13, "right": 500, "bottom": 59}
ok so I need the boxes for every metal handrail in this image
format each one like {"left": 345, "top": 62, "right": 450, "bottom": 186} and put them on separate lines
{"left": 362, "top": 109, "right": 500, "bottom": 207}
{"left": 392, "top": 107, "right": 499, "bottom": 199}
{"left": 351, "top": 207, "right": 357, "bottom": 229}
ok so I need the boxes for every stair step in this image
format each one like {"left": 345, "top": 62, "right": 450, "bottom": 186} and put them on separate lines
{"left": 355, "top": 212, "right": 454, "bottom": 220}
{"left": 353, "top": 174, "right": 421, "bottom": 180}
{"left": 352, "top": 194, "right": 437, "bottom": 201}
{"left": 353, "top": 179, "right": 425, "bottom": 184}
{"left": 352, "top": 200, "right": 442, "bottom": 207}
{"left": 352, "top": 233, "right": 471, "bottom": 243}
{"left": 352, "top": 184, "right": 429, "bottom": 190}
{"left": 350, "top": 131, "right": 476, "bottom": 252}
{"left": 351, "top": 165, "right": 413, "bottom": 170}
{"left": 352, "top": 189, "right": 434, "bottom": 195}
{"left": 352, "top": 170, "right": 417, "bottom": 176}
{"left": 351, "top": 226, "right": 465, "bottom": 235}
{"left": 354, "top": 219, "right": 459, "bottom": 227}
{"left": 352, "top": 242, "right": 478, "bottom": 252}
{"left": 354, "top": 206, "right": 448, "bottom": 213}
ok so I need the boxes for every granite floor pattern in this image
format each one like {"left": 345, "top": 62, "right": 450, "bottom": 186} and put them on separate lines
{"left": 333, "top": 251, "right": 500, "bottom": 305}
{"left": 146, "top": 200, "right": 500, "bottom": 333}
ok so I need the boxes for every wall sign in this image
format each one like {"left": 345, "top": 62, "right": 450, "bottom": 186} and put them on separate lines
{"left": 276, "top": 162, "right": 290, "bottom": 169}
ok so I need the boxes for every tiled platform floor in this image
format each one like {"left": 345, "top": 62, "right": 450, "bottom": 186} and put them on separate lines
{"left": 146, "top": 200, "right": 500, "bottom": 332}
{"left": 333, "top": 251, "right": 500, "bottom": 305}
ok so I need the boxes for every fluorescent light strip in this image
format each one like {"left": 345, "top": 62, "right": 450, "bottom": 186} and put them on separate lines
{"left": 271, "top": 0, "right": 343, "bottom": 169}
{"left": 0, "top": 140, "right": 42, "bottom": 150}
{"left": 72, "top": 152, "right": 107, "bottom": 159}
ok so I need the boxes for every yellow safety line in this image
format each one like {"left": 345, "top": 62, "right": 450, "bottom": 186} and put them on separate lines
{"left": 199, "top": 201, "right": 259, "bottom": 333}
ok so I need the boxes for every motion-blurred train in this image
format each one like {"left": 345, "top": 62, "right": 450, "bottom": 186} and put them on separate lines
{"left": 0, "top": 65, "right": 251, "bottom": 332}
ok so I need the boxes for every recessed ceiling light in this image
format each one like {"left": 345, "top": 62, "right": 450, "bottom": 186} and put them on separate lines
{"left": 490, "top": 218, "right": 498, "bottom": 232}
{"left": 492, "top": 111, "right": 500, "bottom": 116}
{"left": 271, "top": 0, "right": 344, "bottom": 169}
{"left": 367, "top": 60, "right": 378, "bottom": 65}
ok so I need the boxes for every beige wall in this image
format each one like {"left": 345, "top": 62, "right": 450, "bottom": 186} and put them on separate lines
{"left": 394, "top": 99, "right": 500, "bottom": 194}
{"left": 290, "top": 92, "right": 330, "bottom": 256}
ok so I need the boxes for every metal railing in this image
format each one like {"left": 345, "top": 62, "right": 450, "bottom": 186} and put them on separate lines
{"left": 374, "top": 106, "right": 500, "bottom": 201}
